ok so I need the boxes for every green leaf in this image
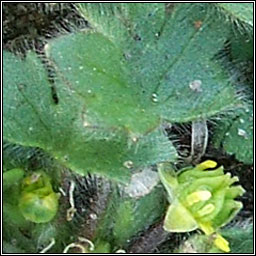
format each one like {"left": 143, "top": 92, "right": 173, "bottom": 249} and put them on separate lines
{"left": 103, "top": 186, "right": 166, "bottom": 246}
{"left": 221, "top": 224, "right": 253, "bottom": 253}
{"left": 77, "top": 3, "right": 165, "bottom": 50}
{"left": 3, "top": 49, "right": 176, "bottom": 182}
{"left": 46, "top": 31, "right": 159, "bottom": 133}
{"left": 216, "top": 3, "right": 253, "bottom": 27}
{"left": 3, "top": 168, "right": 24, "bottom": 191}
{"left": 112, "top": 201, "right": 134, "bottom": 244}
{"left": 4, "top": 3, "right": 239, "bottom": 181}
{"left": 3, "top": 202, "right": 28, "bottom": 228}
{"left": 129, "top": 3, "right": 237, "bottom": 122}
{"left": 231, "top": 32, "right": 253, "bottom": 61}
{"left": 213, "top": 106, "right": 253, "bottom": 164}
{"left": 3, "top": 169, "right": 28, "bottom": 228}
{"left": 79, "top": 3, "right": 238, "bottom": 123}
{"left": 3, "top": 241, "right": 26, "bottom": 254}
{"left": 92, "top": 241, "right": 111, "bottom": 253}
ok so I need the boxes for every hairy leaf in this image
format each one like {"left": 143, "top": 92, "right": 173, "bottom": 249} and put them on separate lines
{"left": 216, "top": 3, "right": 253, "bottom": 27}
{"left": 112, "top": 187, "right": 166, "bottom": 245}
{"left": 4, "top": 48, "right": 176, "bottom": 181}
{"left": 79, "top": 3, "right": 238, "bottom": 122}
{"left": 4, "top": 3, "right": 241, "bottom": 181}
{"left": 213, "top": 106, "right": 253, "bottom": 164}
{"left": 221, "top": 224, "right": 253, "bottom": 253}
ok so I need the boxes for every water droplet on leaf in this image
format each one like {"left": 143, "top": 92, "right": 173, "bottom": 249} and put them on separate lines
{"left": 90, "top": 213, "right": 97, "bottom": 220}
{"left": 189, "top": 80, "right": 202, "bottom": 92}
{"left": 152, "top": 93, "right": 158, "bottom": 102}
{"left": 123, "top": 160, "right": 134, "bottom": 169}
{"left": 238, "top": 128, "right": 248, "bottom": 138}
{"left": 83, "top": 121, "right": 90, "bottom": 127}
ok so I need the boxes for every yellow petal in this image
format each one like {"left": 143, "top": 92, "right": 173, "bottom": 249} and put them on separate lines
{"left": 214, "top": 234, "right": 230, "bottom": 252}
{"left": 196, "top": 160, "right": 217, "bottom": 171}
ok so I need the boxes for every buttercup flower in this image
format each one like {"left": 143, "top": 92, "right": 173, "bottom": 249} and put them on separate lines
{"left": 158, "top": 160, "right": 245, "bottom": 252}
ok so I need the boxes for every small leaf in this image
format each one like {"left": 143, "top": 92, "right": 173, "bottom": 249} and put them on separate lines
{"left": 158, "top": 163, "right": 178, "bottom": 203}
{"left": 105, "top": 186, "right": 166, "bottom": 245}
{"left": 164, "top": 200, "right": 198, "bottom": 232}
{"left": 213, "top": 106, "right": 253, "bottom": 164}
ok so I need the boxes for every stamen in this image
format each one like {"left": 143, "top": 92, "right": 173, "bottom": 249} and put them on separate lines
{"left": 197, "top": 204, "right": 215, "bottom": 217}
{"left": 213, "top": 233, "right": 230, "bottom": 252}
{"left": 196, "top": 160, "right": 217, "bottom": 171}
{"left": 186, "top": 190, "right": 212, "bottom": 206}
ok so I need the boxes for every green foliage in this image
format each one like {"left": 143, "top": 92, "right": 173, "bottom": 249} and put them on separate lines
{"left": 3, "top": 242, "right": 26, "bottom": 254}
{"left": 3, "top": 168, "right": 24, "bottom": 191}
{"left": 221, "top": 224, "right": 253, "bottom": 253}
{"left": 79, "top": 3, "right": 238, "bottom": 123}
{"left": 212, "top": 2, "right": 253, "bottom": 165}
{"left": 3, "top": 169, "right": 35, "bottom": 253}
{"left": 177, "top": 223, "right": 254, "bottom": 253}
{"left": 3, "top": 169, "right": 28, "bottom": 228}
{"left": 231, "top": 32, "right": 253, "bottom": 61}
{"left": 213, "top": 106, "right": 253, "bottom": 164}
{"left": 92, "top": 240, "right": 111, "bottom": 253}
{"left": 3, "top": 49, "right": 175, "bottom": 182}
{"left": 94, "top": 185, "right": 166, "bottom": 248}
{"left": 3, "top": 2, "right": 253, "bottom": 254}
{"left": 4, "top": 3, "right": 242, "bottom": 181}
{"left": 112, "top": 187, "right": 166, "bottom": 246}
{"left": 216, "top": 3, "right": 253, "bottom": 27}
